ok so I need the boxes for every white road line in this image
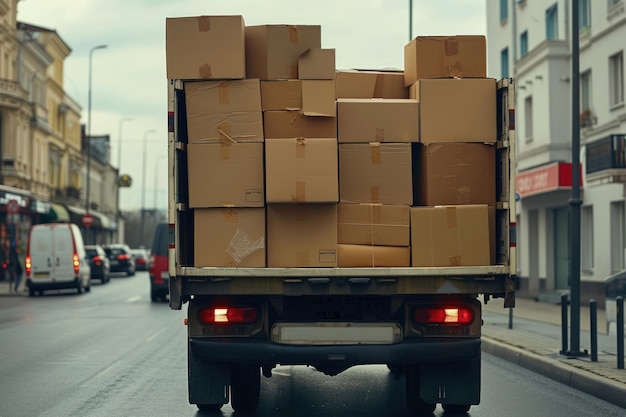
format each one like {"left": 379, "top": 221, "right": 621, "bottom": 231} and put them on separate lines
{"left": 146, "top": 327, "right": 167, "bottom": 343}
{"left": 126, "top": 296, "right": 141, "bottom": 302}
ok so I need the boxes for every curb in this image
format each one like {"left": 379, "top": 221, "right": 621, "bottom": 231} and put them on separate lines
{"left": 482, "top": 336, "right": 626, "bottom": 409}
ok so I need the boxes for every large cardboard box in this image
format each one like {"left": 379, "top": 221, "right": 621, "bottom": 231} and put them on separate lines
{"left": 265, "top": 138, "right": 338, "bottom": 203}
{"left": 301, "top": 80, "right": 336, "bottom": 116}
{"left": 414, "top": 143, "right": 495, "bottom": 206}
{"left": 337, "top": 203, "right": 410, "bottom": 246}
{"left": 335, "top": 70, "right": 408, "bottom": 99}
{"left": 337, "top": 244, "right": 410, "bottom": 267}
{"left": 263, "top": 110, "right": 337, "bottom": 139}
{"left": 267, "top": 204, "right": 337, "bottom": 267}
{"left": 166, "top": 15, "right": 245, "bottom": 80}
{"left": 339, "top": 143, "right": 413, "bottom": 205}
{"left": 245, "top": 25, "right": 321, "bottom": 80}
{"left": 410, "top": 205, "right": 490, "bottom": 267}
{"left": 337, "top": 99, "right": 418, "bottom": 143}
{"left": 404, "top": 35, "right": 486, "bottom": 86}
{"left": 194, "top": 208, "right": 266, "bottom": 267}
{"left": 413, "top": 78, "right": 496, "bottom": 143}
{"left": 298, "top": 48, "right": 336, "bottom": 79}
{"left": 185, "top": 79, "right": 263, "bottom": 144}
{"left": 187, "top": 143, "right": 264, "bottom": 208}
{"left": 260, "top": 80, "right": 335, "bottom": 116}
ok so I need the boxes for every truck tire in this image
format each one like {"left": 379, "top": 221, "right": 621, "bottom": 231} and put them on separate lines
{"left": 443, "top": 403, "right": 471, "bottom": 413}
{"left": 197, "top": 403, "right": 223, "bottom": 411}
{"left": 405, "top": 365, "right": 436, "bottom": 414}
{"left": 230, "top": 364, "right": 260, "bottom": 413}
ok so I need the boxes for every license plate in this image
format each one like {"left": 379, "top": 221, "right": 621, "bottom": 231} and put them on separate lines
{"left": 110, "top": 260, "right": 119, "bottom": 266}
{"left": 34, "top": 272, "right": 48, "bottom": 278}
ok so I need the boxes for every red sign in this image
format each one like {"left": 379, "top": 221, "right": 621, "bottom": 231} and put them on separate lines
{"left": 82, "top": 213, "right": 94, "bottom": 227}
{"left": 516, "top": 162, "right": 581, "bottom": 197}
{"left": 6, "top": 199, "right": 19, "bottom": 214}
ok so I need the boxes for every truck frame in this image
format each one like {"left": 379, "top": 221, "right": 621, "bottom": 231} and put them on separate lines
{"left": 167, "top": 77, "right": 517, "bottom": 414}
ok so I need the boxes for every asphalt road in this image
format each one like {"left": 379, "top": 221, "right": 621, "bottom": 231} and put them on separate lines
{"left": 0, "top": 273, "right": 624, "bottom": 417}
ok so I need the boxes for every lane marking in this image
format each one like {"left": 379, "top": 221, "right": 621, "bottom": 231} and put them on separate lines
{"left": 126, "top": 296, "right": 141, "bottom": 303}
{"left": 146, "top": 327, "right": 167, "bottom": 343}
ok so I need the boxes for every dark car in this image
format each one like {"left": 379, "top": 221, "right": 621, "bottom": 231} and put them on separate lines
{"left": 103, "top": 244, "right": 136, "bottom": 276}
{"left": 85, "top": 244, "right": 110, "bottom": 284}
{"left": 130, "top": 248, "right": 149, "bottom": 271}
{"left": 148, "top": 223, "right": 169, "bottom": 302}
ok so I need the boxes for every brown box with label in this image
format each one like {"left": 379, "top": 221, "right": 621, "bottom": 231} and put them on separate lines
{"left": 166, "top": 15, "right": 245, "bottom": 80}
{"left": 194, "top": 208, "right": 266, "bottom": 267}
{"left": 337, "top": 99, "right": 418, "bottom": 143}
{"left": 267, "top": 204, "right": 338, "bottom": 267}
{"left": 265, "top": 138, "right": 338, "bottom": 203}
{"left": 187, "top": 143, "right": 264, "bottom": 208}
{"left": 298, "top": 48, "right": 336, "bottom": 79}
{"left": 185, "top": 79, "right": 263, "bottom": 144}
{"left": 404, "top": 35, "right": 486, "bottom": 86}
{"left": 245, "top": 25, "right": 321, "bottom": 80}
{"left": 263, "top": 110, "right": 337, "bottom": 139}
{"left": 413, "top": 143, "right": 495, "bottom": 206}
{"left": 337, "top": 244, "right": 410, "bottom": 267}
{"left": 410, "top": 205, "right": 490, "bottom": 267}
{"left": 339, "top": 143, "right": 413, "bottom": 205}
{"left": 335, "top": 70, "right": 409, "bottom": 99}
{"left": 337, "top": 203, "right": 410, "bottom": 246}
{"left": 412, "top": 78, "right": 496, "bottom": 143}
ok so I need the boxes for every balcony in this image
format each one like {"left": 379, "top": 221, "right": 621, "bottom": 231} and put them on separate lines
{"left": 0, "top": 79, "right": 29, "bottom": 109}
{"left": 585, "top": 134, "right": 626, "bottom": 183}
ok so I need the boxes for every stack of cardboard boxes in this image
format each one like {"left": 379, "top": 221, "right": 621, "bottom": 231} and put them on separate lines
{"left": 166, "top": 15, "right": 497, "bottom": 269}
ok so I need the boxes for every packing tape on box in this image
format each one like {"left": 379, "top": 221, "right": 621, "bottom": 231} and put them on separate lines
{"left": 220, "top": 142, "right": 232, "bottom": 160}
{"left": 295, "top": 137, "right": 307, "bottom": 158}
{"left": 218, "top": 123, "right": 236, "bottom": 143}
{"left": 375, "top": 128, "right": 385, "bottom": 142}
{"left": 294, "top": 181, "right": 306, "bottom": 202}
{"left": 370, "top": 186, "right": 380, "bottom": 203}
{"left": 197, "top": 16, "right": 212, "bottom": 31}
{"left": 448, "top": 255, "right": 461, "bottom": 266}
{"left": 444, "top": 38, "right": 459, "bottom": 56}
{"left": 289, "top": 26, "right": 299, "bottom": 43}
{"left": 199, "top": 63, "right": 212, "bottom": 79}
{"left": 218, "top": 82, "right": 230, "bottom": 105}
{"left": 221, "top": 208, "right": 239, "bottom": 224}
{"left": 226, "top": 228, "right": 265, "bottom": 264}
{"left": 370, "top": 142, "right": 381, "bottom": 164}
{"left": 290, "top": 64, "right": 298, "bottom": 79}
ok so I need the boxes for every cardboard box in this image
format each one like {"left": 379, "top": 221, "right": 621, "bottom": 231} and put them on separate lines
{"left": 187, "top": 143, "right": 264, "bottom": 208}
{"left": 194, "top": 208, "right": 266, "bottom": 267}
{"left": 263, "top": 110, "right": 337, "bottom": 139}
{"left": 337, "top": 244, "right": 410, "bottom": 267}
{"left": 404, "top": 35, "right": 486, "bottom": 86}
{"left": 413, "top": 78, "right": 496, "bottom": 143}
{"left": 301, "top": 80, "right": 336, "bottom": 116}
{"left": 298, "top": 48, "right": 336, "bottom": 79}
{"left": 185, "top": 79, "right": 263, "bottom": 144}
{"left": 337, "top": 203, "right": 410, "bottom": 246}
{"left": 166, "top": 15, "right": 245, "bottom": 80}
{"left": 246, "top": 25, "right": 321, "bottom": 80}
{"left": 260, "top": 80, "right": 335, "bottom": 116}
{"left": 410, "top": 205, "right": 490, "bottom": 267}
{"left": 414, "top": 143, "right": 495, "bottom": 206}
{"left": 267, "top": 204, "right": 337, "bottom": 267}
{"left": 335, "top": 70, "right": 409, "bottom": 99}
{"left": 337, "top": 99, "right": 418, "bottom": 143}
{"left": 261, "top": 80, "right": 302, "bottom": 111}
{"left": 265, "top": 138, "right": 338, "bottom": 203}
{"left": 339, "top": 143, "right": 413, "bottom": 205}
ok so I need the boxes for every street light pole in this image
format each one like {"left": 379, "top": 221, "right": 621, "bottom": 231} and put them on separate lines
{"left": 140, "top": 129, "right": 157, "bottom": 247}
{"left": 85, "top": 44, "right": 108, "bottom": 214}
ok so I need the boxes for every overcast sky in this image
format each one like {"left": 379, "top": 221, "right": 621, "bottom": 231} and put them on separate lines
{"left": 16, "top": 0, "right": 487, "bottom": 211}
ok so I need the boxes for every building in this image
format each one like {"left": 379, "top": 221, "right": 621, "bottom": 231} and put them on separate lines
{"left": 487, "top": 0, "right": 626, "bottom": 307}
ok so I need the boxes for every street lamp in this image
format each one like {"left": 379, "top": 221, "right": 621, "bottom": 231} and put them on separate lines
{"left": 140, "top": 129, "right": 157, "bottom": 247}
{"left": 85, "top": 44, "right": 108, "bottom": 214}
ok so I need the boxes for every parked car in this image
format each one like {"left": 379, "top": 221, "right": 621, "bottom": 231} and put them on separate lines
{"left": 148, "top": 223, "right": 169, "bottom": 302}
{"left": 130, "top": 248, "right": 149, "bottom": 271}
{"left": 103, "top": 244, "right": 136, "bottom": 276}
{"left": 25, "top": 223, "right": 91, "bottom": 296}
{"left": 85, "top": 244, "right": 111, "bottom": 284}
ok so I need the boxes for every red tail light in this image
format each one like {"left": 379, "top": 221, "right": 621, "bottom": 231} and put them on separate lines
{"left": 72, "top": 253, "right": 80, "bottom": 275}
{"left": 413, "top": 306, "right": 474, "bottom": 326}
{"left": 92, "top": 256, "right": 102, "bottom": 265}
{"left": 117, "top": 254, "right": 130, "bottom": 261}
{"left": 25, "top": 255, "right": 32, "bottom": 276}
{"left": 198, "top": 307, "right": 258, "bottom": 324}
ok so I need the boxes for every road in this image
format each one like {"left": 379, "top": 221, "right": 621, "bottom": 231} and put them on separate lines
{"left": 0, "top": 273, "right": 624, "bottom": 417}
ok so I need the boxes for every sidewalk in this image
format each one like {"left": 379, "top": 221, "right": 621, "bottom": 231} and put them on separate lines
{"left": 482, "top": 296, "right": 626, "bottom": 408}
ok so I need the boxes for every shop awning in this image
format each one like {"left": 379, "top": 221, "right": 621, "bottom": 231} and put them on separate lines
{"left": 66, "top": 205, "right": 102, "bottom": 229}
{"left": 49, "top": 203, "right": 70, "bottom": 222}
{"left": 516, "top": 162, "right": 583, "bottom": 198}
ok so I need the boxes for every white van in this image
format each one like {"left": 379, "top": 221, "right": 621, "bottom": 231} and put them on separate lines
{"left": 25, "top": 223, "right": 91, "bottom": 296}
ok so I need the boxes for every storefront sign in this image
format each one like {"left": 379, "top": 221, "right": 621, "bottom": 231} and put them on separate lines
{"left": 516, "top": 162, "right": 581, "bottom": 197}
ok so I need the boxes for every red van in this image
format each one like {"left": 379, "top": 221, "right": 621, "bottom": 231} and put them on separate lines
{"left": 148, "top": 222, "right": 169, "bottom": 302}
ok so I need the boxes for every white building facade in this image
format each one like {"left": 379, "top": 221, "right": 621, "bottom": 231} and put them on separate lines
{"left": 487, "top": 0, "right": 626, "bottom": 307}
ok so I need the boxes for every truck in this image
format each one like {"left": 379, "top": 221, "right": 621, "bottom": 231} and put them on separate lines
{"left": 166, "top": 76, "right": 516, "bottom": 414}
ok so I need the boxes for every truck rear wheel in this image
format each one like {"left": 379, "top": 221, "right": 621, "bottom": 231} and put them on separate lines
{"left": 197, "top": 403, "right": 223, "bottom": 411}
{"left": 230, "top": 364, "right": 260, "bottom": 413}
{"left": 443, "top": 403, "right": 471, "bottom": 413}
{"left": 405, "top": 365, "right": 436, "bottom": 414}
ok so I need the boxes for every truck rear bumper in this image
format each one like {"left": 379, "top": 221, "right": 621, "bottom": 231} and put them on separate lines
{"left": 189, "top": 337, "right": 481, "bottom": 366}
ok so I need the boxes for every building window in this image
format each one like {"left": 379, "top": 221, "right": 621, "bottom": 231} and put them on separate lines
{"left": 611, "top": 202, "right": 625, "bottom": 273}
{"left": 501, "top": 47, "right": 509, "bottom": 78}
{"left": 581, "top": 206, "right": 594, "bottom": 271}
{"left": 524, "top": 96, "right": 533, "bottom": 140}
{"left": 500, "top": 0, "right": 509, "bottom": 22}
{"left": 546, "top": 4, "right": 559, "bottom": 40}
{"left": 609, "top": 51, "right": 624, "bottom": 107}
{"left": 608, "top": 0, "right": 622, "bottom": 8}
{"left": 520, "top": 31, "right": 529, "bottom": 57}
{"left": 579, "top": 0, "right": 591, "bottom": 30}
